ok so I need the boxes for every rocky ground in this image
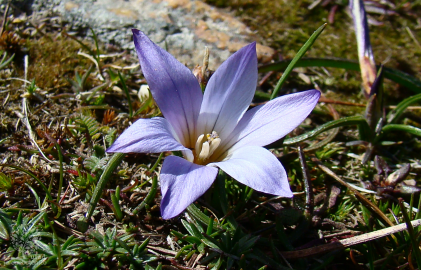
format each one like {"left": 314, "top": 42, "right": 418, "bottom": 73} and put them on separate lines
{"left": 5, "top": 0, "right": 275, "bottom": 69}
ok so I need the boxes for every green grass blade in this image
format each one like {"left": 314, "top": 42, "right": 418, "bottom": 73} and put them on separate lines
{"left": 381, "top": 124, "right": 421, "bottom": 137}
{"left": 118, "top": 71, "right": 133, "bottom": 118}
{"left": 55, "top": 141, "right": 64, "bottom": 205}
{"left": 0, "top": 164, "right": 53, "bottom": 201}
{"left": 283, "top": 115, "right": 371, "bottom": 145}
{"left": 187, "top": 204, "right": 219, "bottom": 230}
{"left": 132, "top": 174, "right": 158, "bottom": 215}
{"left": 148, "top": 152, "right": 164, "bottom": 174}
{"left": 0, "top": 52, "right": 14, "bottom": 70}
{"left": 111, "top": 188, "right": 123, "bottom": 221}
{"left": 260, "top": 58, "right": 421, "bottom": 94}
{"left": 25, "top": 183, "right": 41, "bottom": 209}
{"left": 387, "top": 93, "right": 421, "bottom": 124}
{"left": 133, "top": 94, "right": 153, "bottom": 117}
{"left": 90, "top": 28, "right": 101, "bottom": 61}
{"left": 270, "top": 23, "right": 326, "bottom": 100}
{"left": 132, "top": 153, "right": 163, "bottom": 215}
{"left": 0, "top": 210, "right": 12, "bottom": 240}
{"left": 398, "top": 199, "right": 421, "bottom": 268}
{"left": 84, "top": 153, "right": 125, "bottom": 225}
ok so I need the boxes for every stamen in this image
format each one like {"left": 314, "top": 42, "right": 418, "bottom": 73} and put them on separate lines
{"left": 198, "top": 141, "right": 210, "bottom": 160}
{"left": 195, "top": 131, "right": 221, "bottom": 162}
{"left": 208, "top": 138, "right": 221, "bottom": 156}
{"left": 183, "top": 150, "right": 194, "bottom": 162}
{"left": 195, "top": 134, "right": 205, "bottom": 156}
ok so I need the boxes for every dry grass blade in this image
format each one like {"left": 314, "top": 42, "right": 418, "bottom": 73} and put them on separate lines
{"left": 281, "top": 219, "right": 421, "bottom": 259}
{"left": 311, "top": 156, "right": 394, "bottom": 227}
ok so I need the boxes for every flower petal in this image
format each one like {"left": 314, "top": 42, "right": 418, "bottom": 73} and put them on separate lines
{"left": 197, "top": 42, "right": 257, "bottom": 140}
{"left": 132, "top": 29, "right": 203, "bottom": 146}
{"left": 211, "top": 146, "right": 292, "bottom": 197}
{"left": 107, "top": 117, "right": 189, "bottom": 154}
{"left": 220, "top": 90, "right": 320, "bottom": 154}
{"left": 160, "top": 156, "right": 218, "bottom": 219}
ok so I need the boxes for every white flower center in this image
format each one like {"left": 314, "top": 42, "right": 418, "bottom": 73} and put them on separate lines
{"left": 195, "top": 131, "right": 221, "bottom": 161}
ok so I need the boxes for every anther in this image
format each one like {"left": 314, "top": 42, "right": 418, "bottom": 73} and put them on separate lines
{"left": 195, "top": 131, "right": 221, "bottom": 161}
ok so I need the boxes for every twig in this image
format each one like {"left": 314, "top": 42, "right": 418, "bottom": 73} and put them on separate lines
{"left": 20, "top": 98, "right": 57, "bottom": 164}
{"left": 298, "top": 146, "right": 313, "bottom": 218}
{"left": 405, "top": 26, "right": 421, "bottom": 51}
{"left": 147, "top": 245, "right": 177, "bottom": 256}
{"left": 53, "top": 220, "right": 84, "bottom": 238}
{"left": 78, "top": 51, "right": 105, "bottom": 81}
{"left": 281, "top": 219, "right": 421, "bottom": 259}
{"left": 319, "top": 97, "right": 366, "bottom": 107}
{"left": 319, "top": 97, "right": 421, "bottom": 110}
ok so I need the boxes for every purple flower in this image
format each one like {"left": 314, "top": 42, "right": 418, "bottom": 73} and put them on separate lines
{"left": 107, "top": 29, "right": 320, "bottom": 219}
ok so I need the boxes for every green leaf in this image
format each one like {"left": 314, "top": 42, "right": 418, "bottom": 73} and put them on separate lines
{"left": 206, "top": 216, "right": 214, "bottom": 236}
{"left": 105, "top": 127, "right": 117, "bottom": 147}
{"left": 171, "top": 230, "right": 201, "bottom": 244}
{"left": 202, "top": 231, "right": 224, "bottom": 250}
{"left": 283, "top": 115, "right": 372, "bottom": 145}
{"left": 27, "top": 211, "right": 45, "bottom": 232}
{"left": 72, "top": 114, "right": 101, "bottom": 143}
{"left": 201, "top": 238, "right": 221, "bottom": 250}
{"left": 0, "top": 210, "right": 11, "bottom": 241}
{"left": 270, "top": 23, "right": 326, "bottom": 100}
{"left": 132, "top": 174, "right": 159, "bottom": 215}
{"left": 259, "top": 58, "right": 421, "bottom": 94}
{"left": 83, "top": 153, "right": 125, "bottom": 230}
{"left": 387, "top": 93, "right": 421, "bottom": 124}
{"left": 0, "top": 165, "right": 53, "bottom": 202}
{"left": 137, "top": 237, "right": 150, "bottom": 253}
{"left": 34, "top": 240, "right": 54, "bottom": 255}
{"left": 381, "top": 124, "right": 421, "bottom": 137}
{"left": 93, "top": 145, "right": 106, "bottom": 158}
{"left": 0, "top": 173, "right": 13, "bottom": 193}
{"left": 25, "top": 183, "right": 41, "bottom": 209}
{"left": 210, "top": 256, "right": 223, "bottom": 270}
{"left": 175, "top": 244, "right": 194, "bottom": 259}
{"left": 111, "top": 190, "right": 123, "bottom": 221}
{"left": 118, "top": 71, "right": 133, "bottom": 118}
{"left": 115, "top": 237, "right": 131, "bottom": 253}
{"left": 62, "top": 235, "right": 76, "bottom": 250}
{"left": 181, "top": 220, "right": 202, "bottom": 238}
{"left": 187, "top": 204, "right": 220, "bottom": 230}
{"left": 399, "top": 199, "right": 421, "bottom": 268}
{"left": 0, "top": 51, "right": 14, "bottom": 70}
{"left": 90, "top": 28, "right": 101, "bottom": 61}
{"left": 239, "top": 235, "right": 259, "bottom": 252}
{"left": 61, "top": 250, "right": 80, "bottom": 257}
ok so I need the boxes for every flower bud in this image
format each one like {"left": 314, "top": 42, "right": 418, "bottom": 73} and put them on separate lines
{"left": 138, "top": 84, "right": 150, "bottom": 103}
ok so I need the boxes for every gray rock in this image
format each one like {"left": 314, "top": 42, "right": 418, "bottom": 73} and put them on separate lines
{"left": 2, "top": 0, "right": 275, "bottom": 69}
